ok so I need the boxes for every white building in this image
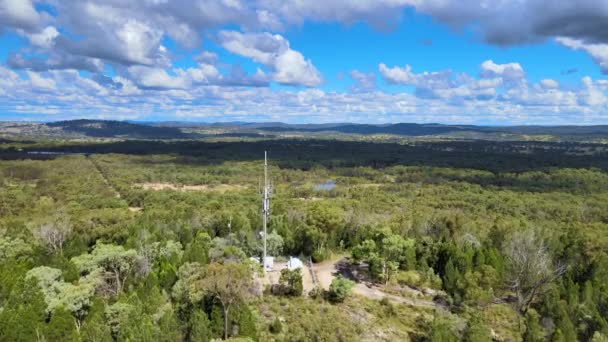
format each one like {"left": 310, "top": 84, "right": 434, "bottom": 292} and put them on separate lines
{"left": 287, "top": 256, "right": 303, "bottom": 270}
{"left": 250, "top": 256, "right": 275, "bottom": 271}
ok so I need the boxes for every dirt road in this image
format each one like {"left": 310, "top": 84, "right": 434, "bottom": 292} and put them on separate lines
{"left": 313, "top": 257, "right": 444, "bottom": 309}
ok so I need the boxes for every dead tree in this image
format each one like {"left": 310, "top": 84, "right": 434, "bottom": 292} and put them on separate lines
{"left": 506, "top": 230, "right": 566, "bottom": 314}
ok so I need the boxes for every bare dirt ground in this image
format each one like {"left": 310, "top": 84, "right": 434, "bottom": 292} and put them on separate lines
{"left": 313, "top": 257, "right": 444, "bottom": 309}
{"left": 257, "top": 260, "right": 316, "bottom": 294}
{"left": 134, "top": 182, "right": 248, "bottom": 192}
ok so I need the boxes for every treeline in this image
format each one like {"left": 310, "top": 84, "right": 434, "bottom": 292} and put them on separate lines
{"left": 2, "top": 138, "right": 607, "bottom": 172}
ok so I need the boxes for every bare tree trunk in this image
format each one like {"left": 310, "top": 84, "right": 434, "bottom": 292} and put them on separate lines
{"left": 383, "top": 260, "right": 387, "bottom": 285}
{"left": 222, "top": 305, "right": 229, "bottom": 340}
{"left": 115, "top": 271, "right": 121, "bottom": 296}
{"left": 74, "top": 318, "right": 82, "bottom": 334}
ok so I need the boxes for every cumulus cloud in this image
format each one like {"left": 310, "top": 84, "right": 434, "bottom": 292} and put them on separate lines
{"left": 540, "top": 79, "right": 559, "bottom": 89}
{"left": 556, "top": 37, "right": 608, "bottom": 74}
{"left": 55, "top": 4, "right": 167, "bottom": 66}
{"left": 3, "top": 0, "right": 608, "bottom": 77}
{"left": 377, "top": 59, "right": 592, "bottom": 109}
{"left": 479, "top": 60, "right": 525, "bottom": 82}
{"left": 349, "top": 70, "right": 376, "bottom": 93}
{"left": 379, "top": 63, "right": 453, "bottom": 89}
{"left": 23, "top": 26, "right": 59, "bottom": 48}
{"left": 1, "top": 58, "right": 605, "bottom": 124}
{"left": 195, "top": 51, "right": 220, "bottom": 65}
{"left": 218, "top": 30, "right": 322, "bottom": 86}
{"left": 0, "top": 0, "right": 42, "bottom": 31}
{"left": 26, "top": 71, "right": 56, "bottom": 90}
{"left": 8, "top": 52, "right": 104, "bottom": 72}
{"left": 128, "top": 66, "right": 190, "bottom": 90}
{"left": 0, "top": 0, "right": 608, "bottom": 124}
{"left": 257, "top": 0, "right": 413, "bottom": 30}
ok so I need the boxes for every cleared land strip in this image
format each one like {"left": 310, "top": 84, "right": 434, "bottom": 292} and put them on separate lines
{"left": 134, "top": 182, "right": 248, "bottom": 192}
{"left": 314, "top": 257, "right": 446, "bottom": 310}
{"left": 87, "top": 156, "right": 122, "bottom": 199}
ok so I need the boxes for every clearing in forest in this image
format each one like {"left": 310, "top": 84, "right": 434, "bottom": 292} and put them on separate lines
{"left": 134, "top": 182, "right": 248, "bottom": 192}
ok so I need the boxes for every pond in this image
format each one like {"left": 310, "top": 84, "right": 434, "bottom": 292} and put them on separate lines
{"left": 314, "top": 179, "right": 336, "bottom": 190}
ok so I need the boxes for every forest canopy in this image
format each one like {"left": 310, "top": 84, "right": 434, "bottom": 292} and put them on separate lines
{"left": 1, "top": 136, "right": 607, "bottom": 341}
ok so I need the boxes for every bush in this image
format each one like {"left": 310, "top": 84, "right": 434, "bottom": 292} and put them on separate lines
{"left": 393, "top": 270, "right": 422, "bottom": 288}
{"left": 311, "top": 249, "right": 329, "bottom": 263}
{"left": 269, "top": 317, "right": 283, "bottom": 334}
{"left": 274, "top": 268, "right": 303, "bottom": 297}
{"left": 328, "top": 276, "right": 354, "bottom": 303}
{"left": 308, "top": 286, "right": 324, "bottom": 301}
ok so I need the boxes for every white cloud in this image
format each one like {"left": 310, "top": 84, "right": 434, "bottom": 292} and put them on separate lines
{"left": 540, "top": 79, "right": 559, "bottom": 89}
{"left": 579, "top": 76, "right": 608, "bottom": 106}
{"left": 1, "top": 0, "right": 608, "bottom": 124}
{"left": 480, "top": 60, "right": 525, "bottom": 81}
{"left": 26, "top": 71, "right": 56, "bottom": 90}
{"left": 2, "top": 0, "right": 608, "bottom": 76}
{"left": 377, "top": 59, "right": 607, "bottom": 114}
{"left": 0, "top": 0, "right": 41, "bottom": 31}
{"left": 378, "top": 63, "right": 452, "bottom": 89}
{"left": 257, "top": 0, "right": 415, "bottom": 29}
{"left": 195, "top": 51, "right": 219, "bottom": 65}
{"left": 273, "top": 49, "right": 322, "bottom": 87}
{"left": 0, "top": 61, "right": 605, "bottom": 125}
{"left": 349, "top": 70, "right": 376, "bottom": 92}
{"left": 23, "top": 26, "right": 59, "bottom": 48}
{"left": 128, "top": 66, "right": 190, "bottom": 90}
{"left": 218, "top": 30, "right": 322, "bottom": 87}
{"left": 556, "top": 37, "right": 608, "bottom": 74}
{"left": 115, "top": 20, "right": 165, "bottom": 65}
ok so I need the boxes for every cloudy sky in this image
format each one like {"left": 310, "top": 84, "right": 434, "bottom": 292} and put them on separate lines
{"left": 1, "top": 0, "right": 608, "bottom": 124}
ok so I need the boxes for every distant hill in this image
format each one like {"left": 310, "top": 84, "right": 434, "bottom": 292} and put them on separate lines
{"left": 46, "top": 119, "right": 192, "bottom": 139}
{"left": 494, "top": 125, "right": 608, "bottom": 136}
{"left": 255, "top": 122, "right": 608, "bottom": 138}
{"left": 257, "top": 123, "right": 494, "bottom": 136}
{"left": 4, "top": 119, "right": 608, "bottom": 141}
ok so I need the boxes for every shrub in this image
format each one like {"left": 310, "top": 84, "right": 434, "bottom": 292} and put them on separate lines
{"left": 269, "top": 317, "right": 283, "bottom": 334}
{"left": 328, "top": 276, "right": 354, "bottom": 303}
{"left": 274, "top": 268, "right": 303, "bottom": 297}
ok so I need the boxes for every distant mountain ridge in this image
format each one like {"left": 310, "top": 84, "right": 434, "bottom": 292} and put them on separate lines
{"left": 45, "top": 119, "right": 192, "bottom": 139}
{"left": 257, "top": 123, "right": 497, "bottom": 136}
{"left": 3, "top": 119, "right": 608, "bottom": 140}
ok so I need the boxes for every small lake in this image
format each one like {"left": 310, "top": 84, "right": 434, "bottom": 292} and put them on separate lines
{"left": 314, "top": 180, "right": 336, "bottom": 190}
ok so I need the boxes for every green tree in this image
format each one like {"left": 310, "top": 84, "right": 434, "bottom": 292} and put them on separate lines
{"left": 46, "top": 307, "right": 79, "bottom": 342}
{"left": 263, "top": 230, "right": 284, "bottom": 257}
{"left": 190, "top": 308, "right": 211, "bottom": 342}
{"left": 443, "top": 259, "right": 459, "bottom": 296}
{"left": 553, "top": 302, "right": 577, "bottom": 342}
{"left": 523, "top": 309, "right": 545, "bottom": 342}
{"left": 196, "top": 262, "right": 254, "bottom": 340}
{"left": 26, "top": 266, "right": 99, "bottom": 330}
{"left": 277, "top": 268, "right": 303, "bottom": 296}
{"left": 80, "top": 297, "right": 112, "bottom": 342}
{"left": 72, "top": 243, "right": 139, "bottom": 296}
{"left": 182, "top": 232, "right": 212, "bottom": 264}
{"left": 463, "top": 315, "right": 492, "bottom": 342}
{"left": 552, "top": 329, "right": 565, "bottom": 342}
{"left": 429, "top": 317, "right": 458, "bottom": 342}
{"left": 0, "top": 279, "right": 47, "bottom": 341}
{"left": 328, "top": 276, "right": 354, "bottom": 303}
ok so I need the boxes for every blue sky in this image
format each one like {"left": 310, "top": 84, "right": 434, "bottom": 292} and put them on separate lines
{"left": 1, "top": 0, "right": 608, "bottom": 124}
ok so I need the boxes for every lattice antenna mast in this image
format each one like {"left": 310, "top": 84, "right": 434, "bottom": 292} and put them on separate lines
{"left": 262, "top": 151, "right": 270, "bottom": 273}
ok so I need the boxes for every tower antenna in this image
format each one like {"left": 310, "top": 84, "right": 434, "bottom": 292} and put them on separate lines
{"left": 262, "top": 151, "right": 269, "bottom": 273}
